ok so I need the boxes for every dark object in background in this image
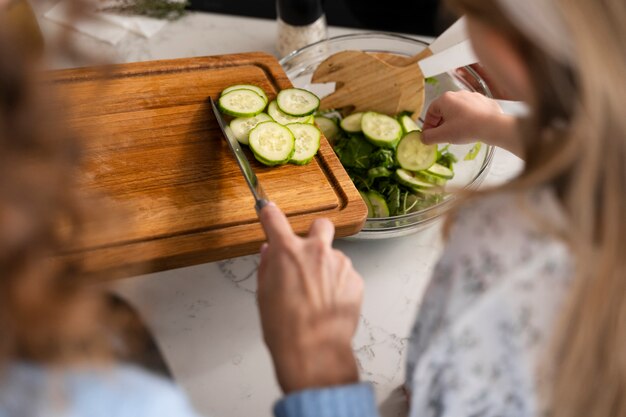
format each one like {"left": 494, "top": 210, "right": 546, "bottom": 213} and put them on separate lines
{"left": 276, "top": 0, "right": 328, "bottom": 57}
{"left": 342, "top": 0, "right": 443, "bottom": 36}
{"left": 188, "top": 0, "right": 453, "bottom": 36}
{"left": 277, "top": 0, "right": 323, "bottom": 26}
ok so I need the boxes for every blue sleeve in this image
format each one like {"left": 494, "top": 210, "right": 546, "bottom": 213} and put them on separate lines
{"left": 274, "top": 383, "right": 379, "bottom": 417}
{"left": 0, "top": 364, "right": 203, "bottom": 417}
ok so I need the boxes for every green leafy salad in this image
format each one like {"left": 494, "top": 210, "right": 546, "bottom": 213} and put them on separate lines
{"left": 315, "top": 110, "right": 481, "bottom": 218}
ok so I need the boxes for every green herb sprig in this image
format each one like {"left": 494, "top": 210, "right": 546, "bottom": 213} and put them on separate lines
{"left": 100, "top": 0, "right": 188, "bottom": 20}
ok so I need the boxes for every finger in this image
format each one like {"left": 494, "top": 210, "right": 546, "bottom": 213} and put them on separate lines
{"left": 333, "top": 252, "right": 364, "bottom": 311}
{"left": 257, "top": 250, "right": 268, "bottom": 287}
{"left": 422, "top": 104, "right": 443, "bottom": 131}
{"left": 422, "top": 121, "right": 468, "bottom": 145}
{"left": 308, "top": 218, "right": 335, "bottom": 246}
{"left": 259, "top": 242, "right": 269, "bottom": 258}
{"left": 259, "top": 202, "right": 295, "bottom": 244}
{"left": 422, "top": 123, "right": 450, "bottom": 144}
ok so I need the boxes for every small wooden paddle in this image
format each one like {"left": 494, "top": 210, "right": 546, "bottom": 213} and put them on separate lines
{"left": 311, "top": 50, "right": 428, "bottom": 118}
{"left": 311, "top": 17, "right": 473, "bottom": 118}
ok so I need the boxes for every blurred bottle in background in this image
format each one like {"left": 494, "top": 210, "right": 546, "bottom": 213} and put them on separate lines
{"left": 276, "top": 0, "right": 327, "bottom": 58}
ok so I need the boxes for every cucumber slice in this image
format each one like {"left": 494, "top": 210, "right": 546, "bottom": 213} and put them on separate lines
{"left": 267, "top": 100, "right": 312, "bottom": 125}
{"left": 229, "top": 113, "right": 272, "bottom": 145}
{"left": 366, "top": 191, "right": 390, "bottom": 218}
{"left": 218, "top": 89, "right": 267, "bottom": 117}
{"left": 276, "top": 88, "right": 320, "bottom": 117}
{"left": 395, "top": 169, "right": 437, "bottom": 190}
{"left": 396, "top": 131, "right": 438, "bottom": 171}
{"left": 286, "top": 123, "right": 321, "bottom": 165}
{"left": 399, "top": 114, "right": 420, "bottom": 133}
{"left": 359, "top": 191, "right": 375, "bottom": 218}
{"left": 315, "top": 116, "right": 341, "bottom": 142}
{"left": 221, "top": 84, "right": 268, "bottom": 104}
{"left": 415, "top": 171, "right": 447, "bottom": 186}
{"left": 425, "top": 162, "right": 454, "bottom": 179}
{"left": 340, "top": 112, "right": 364, "bottom": 133}
{"left": 248, "top": 121, "right": 295, "bottom": 166}
{"left": 361, "top": 112, "right": 403, "bottom": 148}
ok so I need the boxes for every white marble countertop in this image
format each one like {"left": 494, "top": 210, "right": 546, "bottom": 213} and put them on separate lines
{"left": 34, "top": 5, "right": 524, "bottom": 416}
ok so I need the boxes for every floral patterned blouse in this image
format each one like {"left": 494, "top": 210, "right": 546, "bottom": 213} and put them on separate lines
{"left": 406, "top": 187, "right": 574, "bottom": 417}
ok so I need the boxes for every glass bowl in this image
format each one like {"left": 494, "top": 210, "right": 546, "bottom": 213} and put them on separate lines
{"left": 280, "top": 33, "right": 495, "bottom": 239}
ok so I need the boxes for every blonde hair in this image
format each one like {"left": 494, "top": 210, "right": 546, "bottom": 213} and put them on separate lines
{"left": 0, "top": 22, "right": 111, "bottom": 365}
{"left": 447, "top": 0, "right": 625, "bottom": 416}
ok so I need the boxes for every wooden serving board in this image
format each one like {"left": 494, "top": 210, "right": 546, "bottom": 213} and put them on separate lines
{"left": 52, "top": 53, "right": 367, "bottom": 279}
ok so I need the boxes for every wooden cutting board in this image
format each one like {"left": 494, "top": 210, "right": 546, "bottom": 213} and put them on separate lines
{"left": 52, "top": 53, "right": 367, "bottom": 279}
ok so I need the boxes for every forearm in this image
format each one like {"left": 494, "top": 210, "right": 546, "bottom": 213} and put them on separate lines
{"left": 482, "top": 113, "right": 525, "bottom": 159}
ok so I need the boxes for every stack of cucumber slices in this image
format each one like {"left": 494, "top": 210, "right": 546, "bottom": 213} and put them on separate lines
{"left": 217, "top": 84, "right": 322, "bottom": 166}
{"left": 316, "top": 110, "right": 463, "bottom": 219}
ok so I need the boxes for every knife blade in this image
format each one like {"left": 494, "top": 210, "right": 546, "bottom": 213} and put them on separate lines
{"left": 209, "top": 97, "right": 270, "bottom": 213}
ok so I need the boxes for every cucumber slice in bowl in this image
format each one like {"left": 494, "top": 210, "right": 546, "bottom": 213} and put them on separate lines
{"left": 359, "top": 191, "right": 375, "bottom": 218}
{"left": 314, "top": 116, "right": 340, "bottom": 143}
{"left": 268, "top": 100, "right": 312, "bottom": 125}
{"left": 415, "top": 171, "right": 447, "bottom": 186}
{"left": 248, "top": 121, "right": 295, "bottom": 166}
{"left": 230, "top": 113, "right": 272, "bottom": 145}
{"left": 218, "top": 89, "right": 267, "bottom": 117}
{"left": 366, "top": 191, "right": 390, "bottom": 218}
{"left": 276, "top": 88, "right": 320, "bottom": 116}
{"left": 396, "top": 131, "right": 437, "bottom": 171}
{"left": 221, "top": 84, "right": 268, "bottom": 104}
{"left": 340, "top": 112, "right": 363, "bottom": 133}
{"left": 425, "top": 162, "right": 454, "bottom": 179}
{"left": 399, "top": 114, "right": 420, "bottom": 133}
{"left": 286, "top": 123, "right": 321, "bottom": 165}
{"left": 395, "top": 168, "right": 438, "bottom": 190}
{"left": 361, "top": 112, "right": 403, "bottom": 148}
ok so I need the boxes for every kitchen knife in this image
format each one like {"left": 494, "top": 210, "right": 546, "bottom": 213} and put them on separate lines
{"left": 209, "top": 97, "right": 270, "bottom": 214}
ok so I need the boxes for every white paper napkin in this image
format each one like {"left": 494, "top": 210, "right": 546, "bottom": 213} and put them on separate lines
{"left": 44, "top": 0, "right": 168, "bottom": 45}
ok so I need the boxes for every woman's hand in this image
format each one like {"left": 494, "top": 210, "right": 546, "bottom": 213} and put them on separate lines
{"left": 422, "top": 91, "right": 524, "bottom": 158}
{"left": 257, "top": 203, "right": 363, "bottom": 394}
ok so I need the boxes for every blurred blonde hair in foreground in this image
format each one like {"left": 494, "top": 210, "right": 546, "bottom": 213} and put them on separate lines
{"left": 0, "top": 13, "right": 116, "bottom": 367}
{"left": 0, "top": 0, "right": 44, "bottom": 56}
{"left": 447, "top": 0, "right": 626, "bottom": 416}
